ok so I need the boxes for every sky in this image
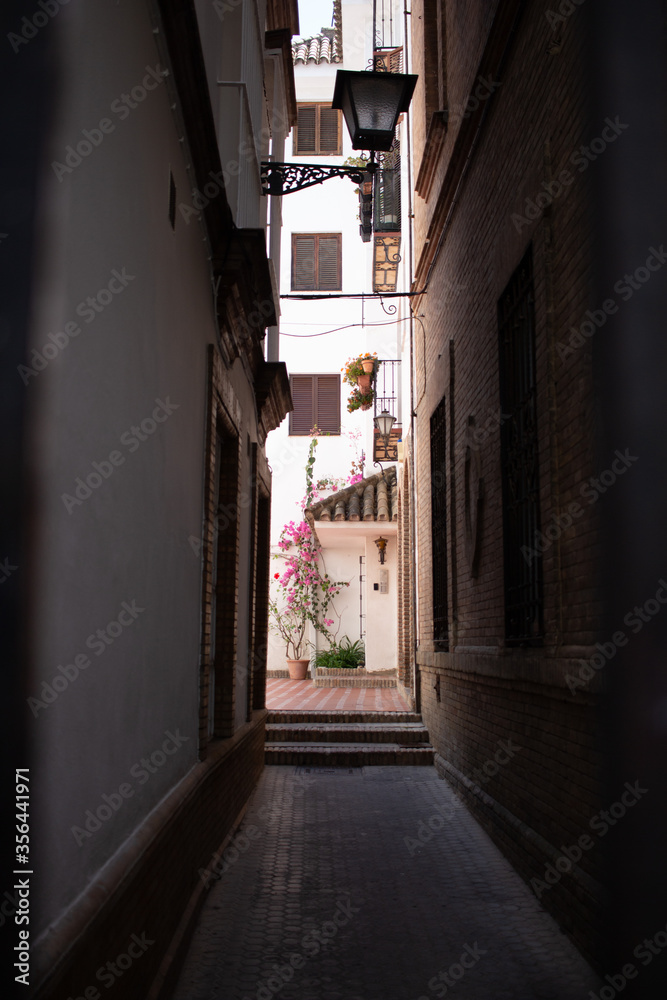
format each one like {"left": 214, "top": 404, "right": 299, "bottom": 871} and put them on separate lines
{"left": 297, "top": 0, "right": 335, "bottom": 37}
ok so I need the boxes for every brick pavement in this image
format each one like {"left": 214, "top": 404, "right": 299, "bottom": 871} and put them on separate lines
{"left": 171, "top": 765, "right": 601, "bottom": 1000}
{"left": 267, "top": 678, "right": 410, "bottom": 712}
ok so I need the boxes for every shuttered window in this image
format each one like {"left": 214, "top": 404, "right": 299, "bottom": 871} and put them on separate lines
{"left": 291, "top": 234, "right": 342, "bottom": 291}
{"left": 289, "top": 374, "right": 341, "bottom": 435}
{"left": 293, "top": 104, "right": 342, "bottom": 155}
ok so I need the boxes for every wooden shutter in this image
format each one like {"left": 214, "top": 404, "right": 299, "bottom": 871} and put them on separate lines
{"left": 295, "top": 105, "right": 317, "bottom": 154}
{"left": 315, "top": 375, "right": 340, "bottom": 432}
{"left": 292, "top": 235, "right": 317, "bottom": 290}
{"left": 294, "top": 104, "right": 341, "bottom": 155}
{"left": 319, "top": 108, "right": 341, "bottom": 154}
{"left": 317, "top": 236, "right": 341, "bottom": 290}
{"left": 289, "top": 375, "right": 340, "bottom": 435}
{"left": 292, "top": 234, "right": 341, "bottom": 291}
{"left": 289, "top": 375, "right": 315, "bottom": 434}
{"left": 375, "top": 47, "right": 403, "bottom": 73}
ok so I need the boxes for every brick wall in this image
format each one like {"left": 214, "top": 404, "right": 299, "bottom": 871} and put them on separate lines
{"left": 409, "top": 0, "right": 606, "bottom": 967}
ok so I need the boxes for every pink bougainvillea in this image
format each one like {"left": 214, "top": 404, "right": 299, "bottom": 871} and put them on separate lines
{"left": 269, "top": 437, "right": 349, "bottom": 659}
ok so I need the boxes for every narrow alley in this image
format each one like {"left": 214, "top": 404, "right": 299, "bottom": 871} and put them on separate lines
{"left": 6, "top": 0, "right": 666, "bottom": 998}
{"left": 171, "top": 762, "right": 600, "bottom": 1000}
{"left": 171, "top": 675, "right": 600, "bottom": 999}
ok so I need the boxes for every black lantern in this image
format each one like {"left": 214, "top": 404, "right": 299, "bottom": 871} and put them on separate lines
{"left": 261, "top": 69, "right": 417, "bottom": 197}
{"left": 332, "top": 70, "right": 418, "bottom": 153}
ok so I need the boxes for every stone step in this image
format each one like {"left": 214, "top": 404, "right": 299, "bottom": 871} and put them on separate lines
{"left": 265, "top": 722, "right": 431, "bottom": 745}
{"left": 266, "top": 710, "right": 422, "bottom": 725}
{"left": 264, "top": 742, "right": 435, "bottom": 767}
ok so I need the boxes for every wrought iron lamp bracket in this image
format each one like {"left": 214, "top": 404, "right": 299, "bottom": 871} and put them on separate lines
{"left": 261, "top": 161, "right": 373, "bottom": 196}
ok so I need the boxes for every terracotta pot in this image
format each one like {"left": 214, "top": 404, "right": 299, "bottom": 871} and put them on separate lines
{"left": 361, "top": 358, "right": 375, "bottom": 374}
{"left": 360, "top": 402, "right": 372, "bottom": 411}
{"left": 287, "top": 658, "right": 310, "bottom": 680}
{"left": 356, "top": 372, "right": 372, "bottom": 393}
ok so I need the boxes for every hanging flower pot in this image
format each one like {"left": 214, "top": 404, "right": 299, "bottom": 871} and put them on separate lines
{"left": 347, "top": 386, "right": 374, "bottom": 413}
{"left": 361, "top": 357, "right": 375, "bottom": 374}
{"left": 356, "top": 372, "right": 372, "bottom": 393}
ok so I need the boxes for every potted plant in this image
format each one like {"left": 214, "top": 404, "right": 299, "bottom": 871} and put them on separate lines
{"left": 342, "top": 353, "right": 380, "bottom": 412}
{"left": 346, "top": 386, "right": 374, "bottom": 412}
{"left": 268, "top": 600, "right": 312, "bottom": 678}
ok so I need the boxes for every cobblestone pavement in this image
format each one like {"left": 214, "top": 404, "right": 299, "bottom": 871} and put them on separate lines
{"left": 266, "top": 679, "right": 409, "bottom": 712}
{"left": 171, "top": 766, "right": 601, "bottom": 1000}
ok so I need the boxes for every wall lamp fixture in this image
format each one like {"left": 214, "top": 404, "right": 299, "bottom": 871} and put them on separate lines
{"left": 374, "top": 536, "right": 388, "bottom": 564}
{"left": 261, "top": 69, "right": 417, "bottom": 196}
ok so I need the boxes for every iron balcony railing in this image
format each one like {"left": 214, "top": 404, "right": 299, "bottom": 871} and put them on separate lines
{"left": 373, "top": 359, "right": 401, "bottom": 419}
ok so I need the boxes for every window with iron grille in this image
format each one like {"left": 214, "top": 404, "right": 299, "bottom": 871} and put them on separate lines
{"left": 498, "top": 245, "right": 544, "bottom": 645}
{"left": 430, "top": 395, "right": 448, "bottom": 647}
{"left": 289, "top": 374, "right": 341, "bottom": 435}
{"left": 291, "top": 233, "right": 342, "bottom": 290}
{"left": 293, "top": 104, "right": 342, "bottom": 155}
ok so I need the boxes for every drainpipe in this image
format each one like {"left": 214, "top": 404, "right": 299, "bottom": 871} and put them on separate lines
{"left": 404, "top": 1, "right": 420, "bottom": 714}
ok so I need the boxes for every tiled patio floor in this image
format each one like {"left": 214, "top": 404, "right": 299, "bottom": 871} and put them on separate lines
{"left": 266, "top": 677, "right": 410, "bottom": 712}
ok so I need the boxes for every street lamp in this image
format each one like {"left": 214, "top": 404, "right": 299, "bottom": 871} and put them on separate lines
{"left": 373, "top": 409, "right": 396, "bottom": 444}
{"left": 331, "top": 70, "right": 417, "bottom": 153}
{"left": 261, "top": 68, "right": 417, "bottom": 196}
{"left": 373, "top": 409, "right": 397, "bottom": 473}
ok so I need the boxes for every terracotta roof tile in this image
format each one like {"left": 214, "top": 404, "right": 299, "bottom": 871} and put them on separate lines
{"left": 292, "top": 0, "right": 342, "bottom": 65}
{"left": 307, "top": 466, "right": 398, "bottom": 523}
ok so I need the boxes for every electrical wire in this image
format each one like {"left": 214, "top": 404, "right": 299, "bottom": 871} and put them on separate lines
{"left": 278, "top": 316, "right": 412, "bottom": 338}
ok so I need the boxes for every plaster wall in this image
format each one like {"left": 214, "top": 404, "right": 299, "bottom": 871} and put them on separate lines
{"left": 25, "top": 0, "right": 259, "bottom": 935}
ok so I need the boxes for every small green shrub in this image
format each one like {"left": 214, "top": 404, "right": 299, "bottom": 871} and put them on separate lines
{"left": 313, "top": 637, "right": 365, "bottom": 670}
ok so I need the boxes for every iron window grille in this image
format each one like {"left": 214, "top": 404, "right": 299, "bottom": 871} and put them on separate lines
{"left": 430, "top": 395, "right": 449, "bottom": 648}
{"left": 498, "top": 245, "right": 544, "bottom": 645}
